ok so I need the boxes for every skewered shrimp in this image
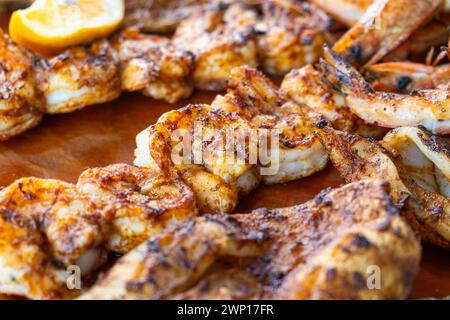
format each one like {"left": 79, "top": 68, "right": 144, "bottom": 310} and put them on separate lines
{"left": 0, "top": 1, "right": 238, "bottom": 33}
{"left": 333, "top": 0, "right": 443, "bottom": 67}
{"left": 0, "top": 163, "right": 199, "bottom": 299}
{"left": 255, "top": 0, "right": 331, "bottom": 75}
{"left": 212, "top": 65, "right": 328, "bottom": 184}
{"left": 317, "top": 124, "right": 450, "bottom": 250}
{"left": 0, "top": 28, "right": 44, "bottom": 141}
{"left": 135, "top": 104, "right": 260, "bottom": 213}
{"left": 281, "top": 64, "right": 387, "bottom": 137}
{"left": 34, "top": 39, "right": 121, "bottom": 114}
{"left": 320, "top": 47, "right": 450, "bottom": 135}
{"left": 80, "top": 180, "right": 420, "bottom": 300}
{"left": 0, "top": 178, "right": 105, "bottom": 299}
{"left": 171, "top": 3, "right": 258, "bottom": 91}
{"left": 112, "top": 28, "right": 194, "bottom": 104}
{"left": 77, "top": 163, "right": 197, "bottom": 253}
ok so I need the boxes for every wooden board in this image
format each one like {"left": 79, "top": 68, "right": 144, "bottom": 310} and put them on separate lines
{"left": 0, "top": 91, "right": 449, "bottom": 299}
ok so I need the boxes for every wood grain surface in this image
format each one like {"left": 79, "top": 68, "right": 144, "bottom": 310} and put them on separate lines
{"left": 0, "top": 91, "right": 448, "bottom": 299}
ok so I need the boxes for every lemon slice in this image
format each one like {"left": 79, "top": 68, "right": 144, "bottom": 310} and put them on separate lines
{"left": 10, "top": 0, "right": 124, "bottom": 56}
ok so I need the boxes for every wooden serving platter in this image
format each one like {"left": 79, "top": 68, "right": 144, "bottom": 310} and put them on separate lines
{"left": 0, "top": 91, "right": 449, "bottom": 299}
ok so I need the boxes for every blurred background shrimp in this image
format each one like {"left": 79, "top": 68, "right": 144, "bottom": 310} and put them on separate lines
{"left": 0, "top": 28, "right": 44, "bottom": 141}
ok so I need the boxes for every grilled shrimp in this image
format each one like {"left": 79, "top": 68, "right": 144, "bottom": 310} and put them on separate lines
{"left": 317, "top": 124, "right": 450, "bottom": 250}
{"left": 0, "top": 163, "right": 199, "bottom": 299}
{"left": 123, "top": 0, "right": 237, "bottom": 33}
{"left": 80, "top": 180, "right": 420, "bottom": 300}
{"left": 77, "top": 164, "right": 197, "bottom": 254}
{"left": 0, "top": 28, "right": 44, "bottom": 141}
{"left": 366, "top": 62, "right": 450, "bottom": 93}
{"left": 112, "top": 28, "right": 194, "bottom": 104}
{"left": 281, "top": 64, "right": 387, "bottom": 137}
{"left": 382, "top": 127, "right": 450, "bottom": 197}
{"left": 35, "top": 39, "right": 121, "bottom": 114}
{"left": 333, "top": 0, "right": 443, "bottom": 67}
{"left": 255, "top": 0, "right": 330, "bottom": 75}
{"left": 320, "top": 47, "right": 450, "bottom": 135}
{"left": 135, "top": 104, "right": 260, "bottom": 213}
{"left": 0, "top": 178, "right": 105, "bottom": 300}
{"left": 211, "top": 66, "right": 328, "bottom": 184}
{"left": 172, "top": 3, "right": 258, "bottom": 91}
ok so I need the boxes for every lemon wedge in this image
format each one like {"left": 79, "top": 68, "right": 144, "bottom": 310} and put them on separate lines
{"left": 9, "top": 0, "right": 124, "bottom": 56}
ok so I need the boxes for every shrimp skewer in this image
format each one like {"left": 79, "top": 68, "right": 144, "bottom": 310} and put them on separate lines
{"left": 77, "top": 164, "right": 197, "bottom": 254}
{"left": 80, "top": 180, "right": 420, "bottom": 300}
{"left": 135, "top": 104, "right": 260, "bottom": 214}
{"left": 0, "top": 178, "right": 105, "bottom": 299}
{"left": 35, "top": 39, "right": 121, "bottom": 114}
{"left": 212, "top": 66, "right": 329, "bottom": 184}
{"left": 112, "top": 28, "right": 194, "bottom": 104}
{"left": 0, "top": 164, "right": 198, "bottom": 299}
{"left": 320, "top": 47, "right": 450, "bottom": 135}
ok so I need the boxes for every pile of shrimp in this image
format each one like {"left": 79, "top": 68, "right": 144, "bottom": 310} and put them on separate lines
{"left": 0, "top": 0, "right": 449, "bottom": 141}
{"left": 0, "top": 0, "right": 449, "bottom": 300}
{"left": 131, "top": 0, "right": 450, "bottom": 247}
{"left": 0, "top": 163, "right": 199, "bottom": 299}
{"left": 0, "top": 0, "right": 333, "bottom": 141}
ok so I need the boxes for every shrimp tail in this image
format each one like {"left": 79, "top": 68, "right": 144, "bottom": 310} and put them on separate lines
{"left": 319, "top": 45, "right": 374, "bottom": 96}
